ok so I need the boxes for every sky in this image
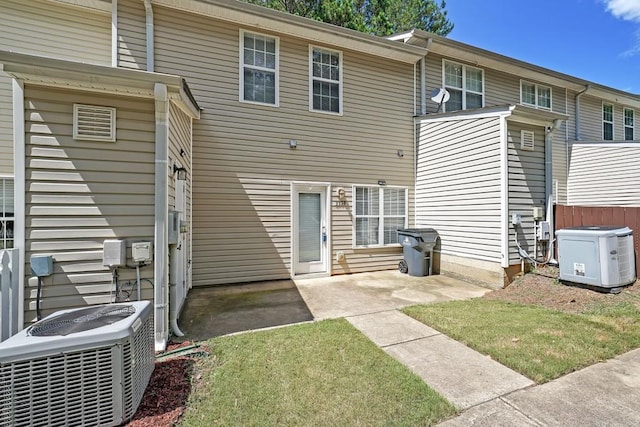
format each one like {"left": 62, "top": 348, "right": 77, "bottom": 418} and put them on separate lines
{"left": 444, "top": 0, "right": 640, "bottom": 93}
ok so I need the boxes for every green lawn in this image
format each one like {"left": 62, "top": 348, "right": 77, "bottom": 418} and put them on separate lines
{"left": 181, "top": 319, "right": 456, "bottom": 426}
{"left": 403, "top": 299, "right": 640, "bottom": 383}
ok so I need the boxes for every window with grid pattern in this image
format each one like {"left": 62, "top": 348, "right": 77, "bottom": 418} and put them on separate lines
{"left": 241, "top": 31, "right": 278, "bottom": 105}
{"left": 0, "top": 178, "right": 14, "bottom": 249}
{"left": 443, "top": 60, "right": 484, "bottom": 112}
{"left": 603, "top": 104, "right": 614, "bottom": 141}
{"left": 624, "top": 108, "right": 634, "bottom": 141}
{"left": 521, "top": 81, "right": 552, "bottom": 110}
{"left": 310, "top": 46, "right": 342, "bottom": 114}
{"left": 354, "top": 186, "right": 407, "bottom": 247}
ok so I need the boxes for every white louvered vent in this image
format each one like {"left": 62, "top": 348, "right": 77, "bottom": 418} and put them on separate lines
{"left": 520, "top": 130, "right": 535, "bottom": 151}
{"left": 73, "top": 104, "right": 116, "bottom": 141}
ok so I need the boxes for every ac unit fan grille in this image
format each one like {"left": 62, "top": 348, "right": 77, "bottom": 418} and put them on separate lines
{"left": 1, "top": 347, "right": 116, "bottom": 427}
{"left": 29, "top": 305, "right": 136, "bottom": 337}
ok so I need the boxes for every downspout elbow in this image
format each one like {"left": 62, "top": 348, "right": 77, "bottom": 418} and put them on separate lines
{"left": 575, "top": 85, "right": 590, "bottom": 141}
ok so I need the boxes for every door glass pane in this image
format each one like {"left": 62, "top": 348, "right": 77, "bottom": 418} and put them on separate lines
{"left": 299, "top": 193, "right": 321, "bottom": 262}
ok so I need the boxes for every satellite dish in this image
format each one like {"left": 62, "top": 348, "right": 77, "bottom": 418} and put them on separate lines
{"left": 430, "top": 87, "right": 450, "bottom": 104}
{"left": 430, "top": 88, "right": 450, "bottom": 113}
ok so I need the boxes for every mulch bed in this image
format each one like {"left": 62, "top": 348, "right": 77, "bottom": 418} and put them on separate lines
{"left": 125, "top": 341, "right": 204, "bottom": 427}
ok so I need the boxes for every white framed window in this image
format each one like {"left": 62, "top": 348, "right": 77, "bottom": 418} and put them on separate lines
{"left": 443, "top": 60, "right": 484, "bottom": 112}
{"left": 240, "top": 30, "right": 279, "bottom": 106}
{"left": 603, "top": 103, "right": 614, "bottom": 141}
{"left": 73, "top": 104, "right": 116, "bottom": 142}
{"left": 0, "top": 177, "right": 14, "bottom": 249}
{"left": 309, "top": 46, "right": 343, "bottom": 114}
{"left": 353, "top": 186, "right": 407, "bottom": 247}
{"left": 520, "top": 81, "right": 552, "bottom": 110}
{"left": 624, "top": 108, "right": 634, "bottom": 141}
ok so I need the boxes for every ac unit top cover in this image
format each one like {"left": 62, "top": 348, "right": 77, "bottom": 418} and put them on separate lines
{"left": 555, "top": 226, "right": 633, "bottom": 237}
{"left": 0, "top": 301, "right": 151, "bottom": 363}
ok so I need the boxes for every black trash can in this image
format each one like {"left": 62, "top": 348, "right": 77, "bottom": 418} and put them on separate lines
{"left": 397, "top": 228, "right": 439, "bottom": 276}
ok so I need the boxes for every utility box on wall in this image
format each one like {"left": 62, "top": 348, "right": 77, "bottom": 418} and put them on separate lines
{"left": 103, "top": 240, "right": 126, "bottom": 267}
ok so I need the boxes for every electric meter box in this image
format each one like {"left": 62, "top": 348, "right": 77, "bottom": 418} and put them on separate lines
{"left": 132, "top": 241, "right": 153, "bottom": 263}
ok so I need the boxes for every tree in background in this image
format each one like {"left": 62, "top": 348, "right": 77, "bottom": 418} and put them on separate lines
{"left": 245, "top": 0, "right": 454, "bottom": 36}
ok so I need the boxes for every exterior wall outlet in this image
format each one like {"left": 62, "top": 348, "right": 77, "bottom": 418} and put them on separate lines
{"left": 538, "top": 221, "right": 551, "bottom": 241}
{"left": 132, "top": 241, "right": 153, "bottom": 263}
{"left": 336, "top": 251, "right": 345, "bottom": 262}
{"left": 511, "top": 213, "right": 522, "bottom": 226}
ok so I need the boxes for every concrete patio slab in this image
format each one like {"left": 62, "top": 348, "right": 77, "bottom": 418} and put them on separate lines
{"left": 295, "top": 270, "right": 490, "bottom": 319}
{"left": 384, "top": 330, "right": 534, "bottom": 410}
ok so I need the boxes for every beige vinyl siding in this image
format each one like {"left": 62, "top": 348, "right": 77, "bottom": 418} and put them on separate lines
{"left": 168, "top": 102, "right": 193, "bottom": 286}
{"left": 551, "top": 133, "right": 568, "bottom": 204}
{"left": 567, "top": 142, "right": 640, "bottom": 206}
{"left": 424, "top": 53, "right": 568, "bottom": 115}
{"left": 506, "top": 121, "right": 546, "bottom": 264}
{"left": 416, "top": 116, "right": 502, "bottom": 262}
{"left": 0, "top": 0, "right": 111, "bottom": 174}
{"left": 24, "top": 86, "right": 155, "bottom": 322}
{"left": 153, "top": 7, "right": 415, "bottom": 285}
{"left": 578, "top": 95, "right": 636, "bottom": 141}
{"left": 0, "top": 76, "right": 12, "bottom": 174}
{"left": 117, "top": 0, "right": 148, "bottom": 70}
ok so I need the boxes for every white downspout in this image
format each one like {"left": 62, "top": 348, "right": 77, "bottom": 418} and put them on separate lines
{"left": 12, "top": 79, "right": 25, "bottom": 330}
{"left": 143, "top": 0, "right": 154, "bottom": 72}
{"left": 545, "top": 119, "right": 563, "bottom": 264}
{"left": 420, "top": 57, "right": 426, "bottom": 115}
{"left": 575, "top": 85, "right": 590, "bottom": 141}
{"left": 500, "top": 113, "right": 510, "bottom": 268}
{"left": 111, "top": 0, "right": 118, "bottom": 67}
{"left": 154, "top": 83, "right": 169, "bottom": 351}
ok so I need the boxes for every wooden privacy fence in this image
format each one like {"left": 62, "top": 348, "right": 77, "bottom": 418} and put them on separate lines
{"left": 555, "top": 205, "right": 640, "bottom": 274}
{"left": 0, "top": 249, "right": 20, "bottom": 342}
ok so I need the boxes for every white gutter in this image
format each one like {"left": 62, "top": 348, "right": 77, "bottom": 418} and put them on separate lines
{"left": 143, "top": 0, "right": 154, "bottom": 72}
{"left": 12, "top": 79, "right": 25, "bottom": 330}
{"left": 153, "top": 83, "right": 169, "bottom": 351}
{"left": 575, "top": 85, "right": 590, "bottom": 141}
{"left": 111, "top": 0, "right": 118, "bottom": 67}
{"left": 420, "top": 58, "right": 426, "bottom": 115}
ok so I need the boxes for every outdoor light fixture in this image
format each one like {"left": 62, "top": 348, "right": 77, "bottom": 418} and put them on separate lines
{"left": 378, "top": 180, "right": 387, "bottom": 186}
{"left": 173, "top": 165, "right": 187, "bottom": 181}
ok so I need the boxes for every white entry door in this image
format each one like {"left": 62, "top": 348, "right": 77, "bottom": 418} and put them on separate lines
{"left": 293, "top": 184, "right": 329, "bottom": 275}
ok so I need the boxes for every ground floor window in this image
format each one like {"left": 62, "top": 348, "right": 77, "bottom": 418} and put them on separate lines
{"left": 354, "top": 186, "right": 407, "bottom": 247}
{"left": 1, "top": 178, "right": 14, "bottom": 249}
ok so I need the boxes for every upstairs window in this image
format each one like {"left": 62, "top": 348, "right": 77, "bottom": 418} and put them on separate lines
{"left": 603, "top": 103, "right": 614, "bottom": 141}
{"left": 443, "top": 60, "right": 484, "bottom": 112}
{"left": 521, "top": 81, "right": 552, "bottom": 110}
{"left": 240, "top": 31, "right": 279, "bottom": 106}
{"left": 0, "top": 178, "right": 14, "bottom": 249}
{"left": 624, "top": 108, "right": 634, "bottom": 141}
{"left": 310, "top": 46, "right": 342, "bottom": 114}
{"left": 354, "top": 186, "right": 407, "bottom": 247}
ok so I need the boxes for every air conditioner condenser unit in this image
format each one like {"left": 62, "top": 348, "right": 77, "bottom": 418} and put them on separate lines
{"left": 0, "top": 301, "right": 155, "bottom": 427}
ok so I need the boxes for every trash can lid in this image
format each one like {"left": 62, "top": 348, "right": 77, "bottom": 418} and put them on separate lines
{"left": 397, "top": 228, "right": 439, "bottom": 244}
